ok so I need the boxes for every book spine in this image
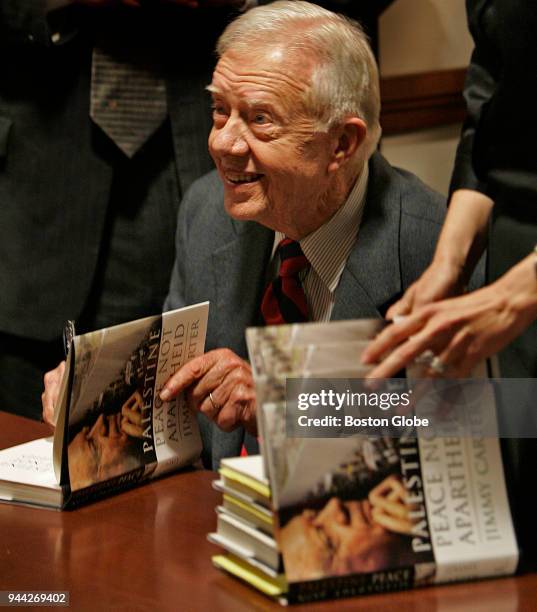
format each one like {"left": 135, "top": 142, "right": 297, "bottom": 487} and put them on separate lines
{"left": 287, "top": 567, "right": 415, "bottom": 604}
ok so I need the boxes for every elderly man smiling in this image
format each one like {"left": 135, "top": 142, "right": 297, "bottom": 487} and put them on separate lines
{"left": 159, "top": 1, "right": 446, "bottom": 469}
{"left": 43, "top": 2, "right": 446, "bottom": 469}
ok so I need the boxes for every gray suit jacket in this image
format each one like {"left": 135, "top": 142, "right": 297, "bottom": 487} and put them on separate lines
{"left": 166, "top": 153, "right": 446, "bottom": 469}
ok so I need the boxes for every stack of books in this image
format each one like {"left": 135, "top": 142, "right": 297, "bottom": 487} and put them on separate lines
{"left": 208, "top": 455, "right": 287, "bottom": 599}
{"left": 208, "top": 319, "right": 519, "bottom": 605}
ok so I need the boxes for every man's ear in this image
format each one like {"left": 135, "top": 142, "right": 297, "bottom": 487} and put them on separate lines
{"left": 328, "top": 118, "right": 367, "bottom": 173}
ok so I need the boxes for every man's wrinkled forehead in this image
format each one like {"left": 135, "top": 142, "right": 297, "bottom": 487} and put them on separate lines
{"left": 208, "top": 45, "right": 315, "bottom": 100}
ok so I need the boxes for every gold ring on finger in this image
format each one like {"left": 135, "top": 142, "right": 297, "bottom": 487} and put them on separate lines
{"left": 209, "top": 391, "right": 220, "bottom": 412}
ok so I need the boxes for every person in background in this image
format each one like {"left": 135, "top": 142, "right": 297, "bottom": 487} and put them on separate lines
{"left": 362, "top": 1, "right": 537, "bottom": 380}
{"left": 361, "top": 0, "right": 537, "bottom": 565}
{"left": 0, "top": 0, "right": 253, "bottom": 421}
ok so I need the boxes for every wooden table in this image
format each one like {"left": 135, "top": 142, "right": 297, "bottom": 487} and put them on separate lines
{"left": 0, "top": 411, "right": 535, "bottom": 611}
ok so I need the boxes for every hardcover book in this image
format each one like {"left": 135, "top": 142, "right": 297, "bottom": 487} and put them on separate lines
{"left": 209, "top": 319, "right": 518, "bottom": 604}
{"left": 0, "top": 302, "right": 209, "bottom": 509}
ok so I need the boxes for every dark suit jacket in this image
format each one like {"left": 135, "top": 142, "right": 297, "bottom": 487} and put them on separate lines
{"left": 450, "top": 0, "right": 537, "bottom": 377}
{"left": 165, "top": 153, "right": 446, "bottom": 469}
{"left": 451, "top": 0, "right": 537, "bottom": 204}
{"left": 0, "top": 2, "right": 231, "bottom": 342}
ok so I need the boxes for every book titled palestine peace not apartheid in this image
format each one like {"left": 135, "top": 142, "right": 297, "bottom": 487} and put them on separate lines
{"left": 0, "top": 302, "right": 209, "bottom": 509}
{"left": 209, "top": 319, "right": 519, "bottom": 605}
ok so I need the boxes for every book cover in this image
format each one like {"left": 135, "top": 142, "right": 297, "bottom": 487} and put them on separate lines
{"left": 209, "top": 319, "right": 519, "bottom": 604}
{"left": 0, "top": 302, "right": 209, "bottom": 509}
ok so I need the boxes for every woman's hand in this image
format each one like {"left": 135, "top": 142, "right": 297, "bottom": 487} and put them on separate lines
{"left": 362, "top": 254, "right": 537, "bottom": 378}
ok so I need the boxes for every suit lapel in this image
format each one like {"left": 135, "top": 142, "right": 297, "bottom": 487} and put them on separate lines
{"left": 332, "top": 153, "right": 402, "bottom": 320}
{"left": 210, "top": 221, "right": 274, "bottom": 354}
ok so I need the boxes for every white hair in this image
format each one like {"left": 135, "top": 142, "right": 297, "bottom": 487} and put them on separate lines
{"left": 217, "top": 0, "right": 381, "bottom": 155}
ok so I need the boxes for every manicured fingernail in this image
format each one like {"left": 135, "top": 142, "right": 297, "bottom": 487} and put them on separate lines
{"left": 160, "top": 388, "right": 171, "bottom": 401}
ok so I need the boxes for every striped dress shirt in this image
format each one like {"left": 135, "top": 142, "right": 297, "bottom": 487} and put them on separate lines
{"left": 273, "top": 164, "right": 369, "bottom": 322}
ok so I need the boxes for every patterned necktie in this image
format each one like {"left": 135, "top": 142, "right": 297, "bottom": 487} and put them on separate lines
{"left": 242, "top": 239, "right": 309, "bottom": 457}
{"left": 90, "top": 46, "right": 167, "bottom": 158}
{"left": 261, "top": 238, "right": 310, "bottom": 325}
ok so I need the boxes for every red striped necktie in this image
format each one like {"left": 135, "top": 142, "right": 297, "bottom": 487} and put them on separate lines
{"left": 243, "top": 238, "right": 310, "bottom": 457}
{"left": 261, "top": 238, "right": 310, "bottom": 325}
